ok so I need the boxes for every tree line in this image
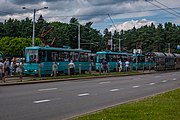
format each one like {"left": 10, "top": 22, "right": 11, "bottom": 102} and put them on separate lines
{"left": 0, "top": 15, "right": 179, "bottom": 56}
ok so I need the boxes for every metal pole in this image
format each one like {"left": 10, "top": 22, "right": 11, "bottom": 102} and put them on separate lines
{"left": 111, "top": 34, "right": 113, "bottom": 50}
{"left": 136, "top": 54, "right": 138, "bottom": 71}
{"left": 38, "top": 64, "right": 41, "bottom": 77}
{"left": 22, "top": 7, "right": 48, "bottom": 46}
{"left": 119, "top": 39, "right": 121, "bottom": 51}
{"left": 78, "top": 24, "right": 80, "bottom": 49}
{"left": 32, "top": 9, "right": 36, "bottom": 47}
{"left": 68, "top": 65, "right": 70, "bottom": 76}
{"left": 89, "top": 64, "right": 92, "bottom": 74}
{"left": 79, "top": 64, "right": 81, "bottom": 74}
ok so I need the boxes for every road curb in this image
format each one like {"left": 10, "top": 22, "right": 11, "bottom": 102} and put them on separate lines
{"left": 0, "top": 71, "right": 157, "bottom": 86}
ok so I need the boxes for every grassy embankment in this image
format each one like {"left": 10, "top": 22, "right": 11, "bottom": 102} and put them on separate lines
{"left": 73, "top": 88, "right": 180, "bottom": 120}
{"left": 30, "top": 71, "right": 142, "bottom": 81}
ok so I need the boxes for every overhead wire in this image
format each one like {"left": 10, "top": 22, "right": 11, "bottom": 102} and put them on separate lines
{"left": 107, "top": 14, "right": 118, "bottom": 31}
{"left": 145, "top": 0, "right": 180, "bottom": 18}
{"left": 43, "top": 7, "right": 180, "bottom": 19}
{"left": 154, "top": 0, "right": 180, "bottom": 15}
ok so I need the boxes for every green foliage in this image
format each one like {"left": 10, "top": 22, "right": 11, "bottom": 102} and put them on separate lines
{"left": 0, "top": 16, "right": 179, "bottom": 54}
{"left": 0, "top": 37, "right": 42, "bottom": 57}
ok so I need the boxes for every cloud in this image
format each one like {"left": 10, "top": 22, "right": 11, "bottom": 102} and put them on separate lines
{"left": 0, "top": 0, "right": 179, "bottom": 31}
{"left": 109, "top": 19, "right": 155, "bottom": 32}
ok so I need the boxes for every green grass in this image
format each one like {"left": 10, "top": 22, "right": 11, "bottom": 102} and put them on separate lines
{"left": 73, "top": 88, "right": 180, "bottom": 120}
{"left": 28, "top": 71, "right": 141, "bottom": 81}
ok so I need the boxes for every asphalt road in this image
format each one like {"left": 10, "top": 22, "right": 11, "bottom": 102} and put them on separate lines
{"left": 0, "top": 71, "right": 179, "bottom": 120}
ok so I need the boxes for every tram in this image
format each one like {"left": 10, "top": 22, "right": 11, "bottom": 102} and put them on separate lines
{"left": 23, "top": 46, "right": 91, "bottom": 75}
{"left": 131, "top": 53, "right": 146, "bottom": 70}
{"left": 145, "top": 52, "right": 180, "bottom": 70}
{"left": 95, "top": 50, "right": 131, "bottom": 71}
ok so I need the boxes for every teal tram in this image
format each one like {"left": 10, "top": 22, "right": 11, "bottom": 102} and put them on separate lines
{"left": 131, "top": 53, "right": 156, "bottom": 70}
{"left": 23, "top": 46, "right": 91, "bottom": 75}
{"left": 95, "top": 50, "right": 132, "bottom": 71}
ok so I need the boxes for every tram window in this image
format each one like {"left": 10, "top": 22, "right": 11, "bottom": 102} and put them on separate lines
{"left": 74, "top": 52, "right": 79, "bottom": 62}
{"left": 107, "top": 54, "right": 117, "bottom": 62}
{"left": 53, "top": 52, "right": 58, "bottom": 61}
{"left": 79, "top": 52, "right": 89, "bottom": 62}
{"left": 47, "top": 51, "right": 58, "bottom": 62}
{"left": 39, "top": 51, "right": 45, "bottom": 62}
{"left": 121, "top": 55, "right": 128, "bottom": 62}
{"left": 25, "top": 50, "right": 38, "bottom": 63}
{"left": 69, "top": 52, "right": 74, "bottom": 61}
{"left": 57, "top": 52, "right": 62, "bottom": 61}
{"left": 60, "top": 51, "right": 70, "bottom": 62}
{"left": 96, "top": 54, "right": 105, "bottom": 63}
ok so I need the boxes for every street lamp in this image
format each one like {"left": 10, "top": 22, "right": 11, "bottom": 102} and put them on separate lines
{"left": 70, "top": 23, "right": 81, "bottom": 49}
{"left": 22, "top": 6, "right": 48, "bottom": 46}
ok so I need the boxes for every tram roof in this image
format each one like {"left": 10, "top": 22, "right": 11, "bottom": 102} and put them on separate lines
{"left": 96, "top": 51, "right": 131, "bottom": 55}
{"left": 25, "top": 46, "right": 91, "bottom": 53}
{"left": 173, "top": 53, "right": 180, "bottom": 58}
{"left": 132, "top": 53, "right": 144, "bottom": 57}
{"left": 164, "top": 53, "right": 174, "bottom": 58}
{"left": 147, "top": 52, "right": 166, "bottom": 57}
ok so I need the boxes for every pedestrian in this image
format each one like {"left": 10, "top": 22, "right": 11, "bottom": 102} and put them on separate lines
{"left": 118, "top": 59, "right": 122, "bottom": 72}
{"left": 51, "top": 62, "right": 58, "bottom": 77}
{"left": 4, "top": 58, "right": 10, "bottom": 76}
{"left": 102, "top": 59, "right": 108, "bottom": 73}
{"left": 10, "top": 59, "right": 14, "bottom": 76}
{"left": 12, "top": 60, "right": 17, "bottom": 75}
{"left": 68, "top": 60, "right": 75, "bottom": 75}
{"left": 0, "top": 60, "right": 5, "bottom": 82}
{"left": 125, "top": 59, "right": 129, "bottom": 72}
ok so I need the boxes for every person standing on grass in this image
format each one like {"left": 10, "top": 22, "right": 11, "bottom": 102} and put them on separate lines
{"left": 102, "top": 59, "right": 108, "bottom": 73}
{"left": 118, "top": 59, "right": 122, "bottom": 72}
{"left": 125, "top": 59, "right": 129, "bottom": 72}
{"left": 51, "top": 62, "right": 58, "bottom": 77}
{"left": 4, "top": 58, "right": 10, "bottom": 76}
{"left": 0, "top": 60, "right": 5, "bottom": 82}
{"left": 68, "top": 60, "right": 75, "bottom": 75}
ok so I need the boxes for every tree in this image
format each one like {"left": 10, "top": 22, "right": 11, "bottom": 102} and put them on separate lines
{"left": 0, "top": 37, "right": 42, "bottom": 57}
{"left": 103, "top": 28, "right": 111, "bottom": 50}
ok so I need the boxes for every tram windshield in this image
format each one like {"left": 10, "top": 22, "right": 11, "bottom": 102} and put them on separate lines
{"left": 96, "top": 54, "right": 106, "bottom": 63}
{"left": 25, "top": 50, "right": 38, "bottom": 63}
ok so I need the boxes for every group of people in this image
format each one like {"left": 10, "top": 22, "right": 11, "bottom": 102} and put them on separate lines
{"left": 51, "top": 60, "right": 76, "bottom": 76}
{"left": 118, "top": 59, "right": 130, "bottom": 72}
{"left": 101, "top": 59, "right": 130, "bottom": 73}
{"left": 0, "top": 58, "right": 22, "bottom": 80}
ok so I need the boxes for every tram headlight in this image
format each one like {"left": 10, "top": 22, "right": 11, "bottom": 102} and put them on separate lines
{"left": 34, "top": 70, "right": 37, "bottom": 72}
{"left": 25, "top": 70, "right": 27, "bottom": 72}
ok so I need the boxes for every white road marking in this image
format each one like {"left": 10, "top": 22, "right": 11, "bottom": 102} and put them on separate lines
{"left": 33, "top": 99, "right": 51, "bottom": 104}
{"left": 132, "top": 86, "right": 140, "bottom": 88}
{"left": 173, "top": 78, "right": 177, "bottom": 81}
{"left": 162, "top": 80, "right": 167, "bottom": 83}
{"left": 99, "top": 81, "right": 111, "bottom": 84}
{"left": 149, "top": 83, "right": 155, "bottom": 85}
{"left": 110, "top": 89, "right": 119, "bottom": 92}
{"left": 38, "top": 88, "right": 58, "bottom": 92}
{"left": 78, "top": 93, "right": 90, "bottom": 97}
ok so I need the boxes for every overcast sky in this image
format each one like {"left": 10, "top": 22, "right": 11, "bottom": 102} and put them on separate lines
{"left": 0, "top": 0, "right": 179, "bottom": 32}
